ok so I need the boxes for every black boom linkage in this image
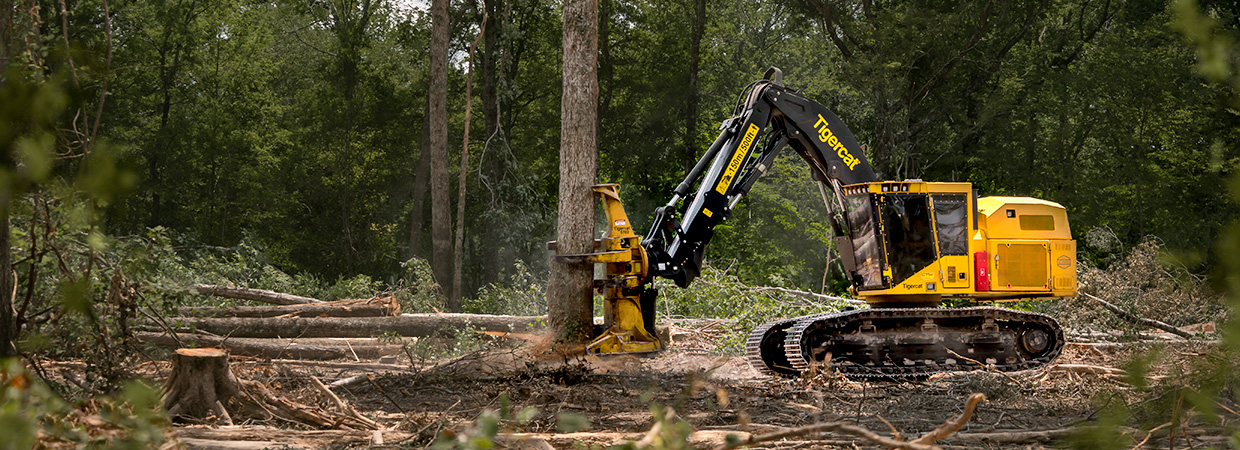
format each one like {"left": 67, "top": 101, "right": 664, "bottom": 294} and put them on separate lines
{"left": 641, "top": 68, "right": 879, "bottom": 288}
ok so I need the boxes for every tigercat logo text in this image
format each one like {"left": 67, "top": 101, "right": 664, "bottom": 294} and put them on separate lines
{"left": 813, "top": 114, "right": 861, "bottom": 170}
{"left": 902, "top": 283, "right": 923, "bottom": 290}
{"left": 715, "top": 123, "right": 761, "bottom": 194}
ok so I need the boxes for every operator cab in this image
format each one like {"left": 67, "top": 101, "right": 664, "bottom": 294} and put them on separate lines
{"left": 837, "top": 181, "right": 1076, "bottom": 306}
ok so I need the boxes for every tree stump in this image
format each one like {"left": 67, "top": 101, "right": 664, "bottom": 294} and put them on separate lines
{"left": 162, "top": 348, "right": 241, "bottom": 424}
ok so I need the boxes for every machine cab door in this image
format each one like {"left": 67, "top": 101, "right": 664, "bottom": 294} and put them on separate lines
{"left": 876, "top": 192, "right": 941, "bottom": 292}
{"left": 931, "top": 194, "right": 971, "bottom": 289}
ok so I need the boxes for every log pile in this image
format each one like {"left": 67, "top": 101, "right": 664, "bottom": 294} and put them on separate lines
{"left": 139, "top": 288, "right": 545, "bottom": 361}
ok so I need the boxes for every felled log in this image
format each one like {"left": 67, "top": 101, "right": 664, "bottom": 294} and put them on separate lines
{"left": 163, "top": 313, "right": 544, "bottom": 339}
{"left": 191, "top": 284, "right": 321, "bottom": 305}
{"left": 137, "top": 332, "right": 405, "bottom": 360}
{"left": 1083, "top": 293, "right": 1194, "bottom": 339}
{"left": 178, "top": 296, "right": 399, "bottom": 318}
{"left": 175, "top": 427, "right": 411, "bottom": 450}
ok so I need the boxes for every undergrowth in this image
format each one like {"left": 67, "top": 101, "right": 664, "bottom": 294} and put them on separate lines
{"left": 1056, "top": 236, "right": 1227, "bottom": 335}
{"left": 656, "top": 264, "right": 856, "bottom": 354}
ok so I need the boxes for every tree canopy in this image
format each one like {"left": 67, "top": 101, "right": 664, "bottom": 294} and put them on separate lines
{"left": 7, "top": 0, "right": 1238, "bottom": 298}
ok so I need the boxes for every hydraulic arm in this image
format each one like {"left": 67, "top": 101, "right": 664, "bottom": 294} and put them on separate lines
{"left": 642, "top": 68, "right": 877, "bottom": 289}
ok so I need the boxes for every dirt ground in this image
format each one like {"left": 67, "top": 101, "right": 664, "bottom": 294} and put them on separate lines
{"left": 152, "top": 325, "right": 1238, "bottom": 450}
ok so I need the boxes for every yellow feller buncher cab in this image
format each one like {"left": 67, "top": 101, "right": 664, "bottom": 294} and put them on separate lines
{"left": 840, "top": 181, "right": 1076, "bottom": 306}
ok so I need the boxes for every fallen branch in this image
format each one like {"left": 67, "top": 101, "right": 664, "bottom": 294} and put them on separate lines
{"left": 309, "top": 376, "right": 381, "bottom": 430}
{"left": 746, "top": 286, "right": 868, "bottom": 306}
{"left": 178, "top": 297, "right": 399, "bottom": 318}
{"left": 1054, "top": 364, "right": 1128, "bottom": 377}
{"left": 329, "top": 374, "right": 370, "bottom": 389}
{"left": 1082, "top": 293, "right": 1193, "bottom": 340}
{"left": 910, "top": 393, "right": 985, "bottom": 445}
{"left": 247, "top": 359, "right": 409, "bottom": 371}
{"left": 190, "top": 284, "right": 321, "bottom": 305}
{"left": 714, "top": 421, "right": 939, "bottom": 450}
{"left": 156, "top": 313, "right": 544, "bottom": 339}
{"left": 944, "top": 428, "right": 1073, "bottom": 443}
{"left": 717, "top": 393, "right": 986, "bottom": 450}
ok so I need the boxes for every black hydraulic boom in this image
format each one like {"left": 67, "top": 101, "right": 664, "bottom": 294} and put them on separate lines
{"left": 642, "top": 68, "right": 878, "bottom": 289}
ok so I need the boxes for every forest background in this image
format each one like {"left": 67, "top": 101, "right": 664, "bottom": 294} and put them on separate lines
{"left": 1, "top": 0, "right": 1238, "bottom": 334}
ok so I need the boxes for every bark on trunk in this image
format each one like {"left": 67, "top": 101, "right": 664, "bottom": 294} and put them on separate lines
{"left": 162, "top": 348, "right": 242, "bottom": 424}
{"left": 177, "top": 296, "right": 399, "bottom": 318}
{"left": 190, "top": 284, "right": 321, "bottom": 305}
{"left": 176, "top": 427, "right": 412, "bottom": 449}
{"left": 0, "top": 204, "right": 15, "bottom": 358}
{"left": 453, "top": 19, "right": 485, "bottom": 309}
{"left": 409, "top": 97, "right": 431, "bottom": 260}
{"left": 162, "top": 348, "right": 380, "bottom": 429}
{"left": 0, "top": 0, "right": 12, "bottom": 70}
{"left": 546, "top": 0, "right": 599, "bottom": 343}
{"left": 137, "top": 332, "right": 406, "bottom": 360}
{"left": 684, "top": 0, "right": 705, "bottom": 174}
{"left": 429, "top": 0, "right": 454, "bottom": 307}
{"left": 481, "top": 0, "right": 500, "bottom": 140}
{"left": 156, "top": 313, "right": 544, "bottom": 339}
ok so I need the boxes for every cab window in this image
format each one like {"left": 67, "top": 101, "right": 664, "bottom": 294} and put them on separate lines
{"left": 881, "top": 194, "right": 937, "bottom": 284}
{"left": 932, "top": 194, "right": 969, "bottom": 256}
{"left": 846, "top": 194, "right": 885, "bottom": 289}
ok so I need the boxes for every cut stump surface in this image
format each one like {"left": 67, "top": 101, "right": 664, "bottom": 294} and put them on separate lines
{"left": 162, "top": 348, "right": 241, "bottom": 425}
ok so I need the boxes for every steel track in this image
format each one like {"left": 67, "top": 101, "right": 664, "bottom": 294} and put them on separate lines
{"left": 747, "top": 307, "right": 1064, "bottom": 378}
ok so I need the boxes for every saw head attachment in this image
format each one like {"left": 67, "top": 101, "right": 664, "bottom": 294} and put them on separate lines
{"left": 549, "top": 184, "right": 663, "bottom": 355}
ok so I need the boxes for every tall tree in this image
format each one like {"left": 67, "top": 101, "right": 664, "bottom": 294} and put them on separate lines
{"left": 453, "top": 16, "right": 485, "bottom": 308}
{"left": 547, "top": 0, "right": 599, "bottom": 343}
{"left": 409, "top": 98, "right": 431, "bottom": 260}
{"left": 683, "top": 0, "right": 705, "bottom": 173}
{"left": 428, "top": 0, "right": 454, "bottom": 308}
{"left": 0, "top": 0, "right": 18, "bottom": 358}
{"left": 147, "top": 0, "right": 206, "bottom": 227}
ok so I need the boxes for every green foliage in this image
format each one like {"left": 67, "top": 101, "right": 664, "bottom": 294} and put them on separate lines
{"left": 16, "top": 0, "right": 1232, "bottom": 307}
{"left": 1061, "top": 1, "right": 1240, "bottom": 446}
{"left": 1054, "top": 238, "right": 1227, "bottom": 334}
{"left": 392, "top": 257, "right": 447, "bottom": 313}
{"left": 0, "top": 359, "right": 169, "bottom": 449}
{"left": 463, "top": 259, "right": 547, "bottom": 316}
{"left": 657, "top": 264, "right": 855, "bottom": 354}
{"left": 431, "top": 392, "right": 542, "bottom": 450}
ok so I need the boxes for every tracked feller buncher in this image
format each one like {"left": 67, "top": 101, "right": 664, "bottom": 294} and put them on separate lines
{"left": 551, "top": 68, "right": 1076, "bottom": 378}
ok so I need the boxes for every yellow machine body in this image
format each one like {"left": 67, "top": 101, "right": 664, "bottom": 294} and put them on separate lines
{"left": 842, "top": 181, "right": 1077, "bottom": 305}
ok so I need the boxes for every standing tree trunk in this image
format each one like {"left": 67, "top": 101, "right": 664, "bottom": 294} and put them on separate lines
{"left": 409, "top": 97, "right": 431, "bottom": 260}
{"left": 546, "top": 0, "right": 599, "bottom": 344}
{"left": 0, "top": 201, "right": 13, "bottom": 358}
{"left": 684, "top": 0, "right": 705, "bottom": 174}
{"left": 478, "top": 0, "right": 503, "bottom": 288}
{"left": 0, "top": 7, "right": 16, "bottom": 359}
{"left": 453, "top": 17, "right": 485, "bottom": 308}
{"left": 429, "top": 0, "right": 454, "bottom": 308}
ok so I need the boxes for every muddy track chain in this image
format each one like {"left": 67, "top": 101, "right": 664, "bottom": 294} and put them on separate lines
{"left": 745, "top": 317, "right": 804, "bottom": 377}
{"left": 750, "top": 306, "right": 1064, "bottom": 379}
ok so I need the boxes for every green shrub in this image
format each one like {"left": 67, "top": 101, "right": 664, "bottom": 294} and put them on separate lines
{"left": 463, "top": 259, "right": 547, "bottom": 316}
{"left": 656, "top": 264, "right": 855, "bottom": 354}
